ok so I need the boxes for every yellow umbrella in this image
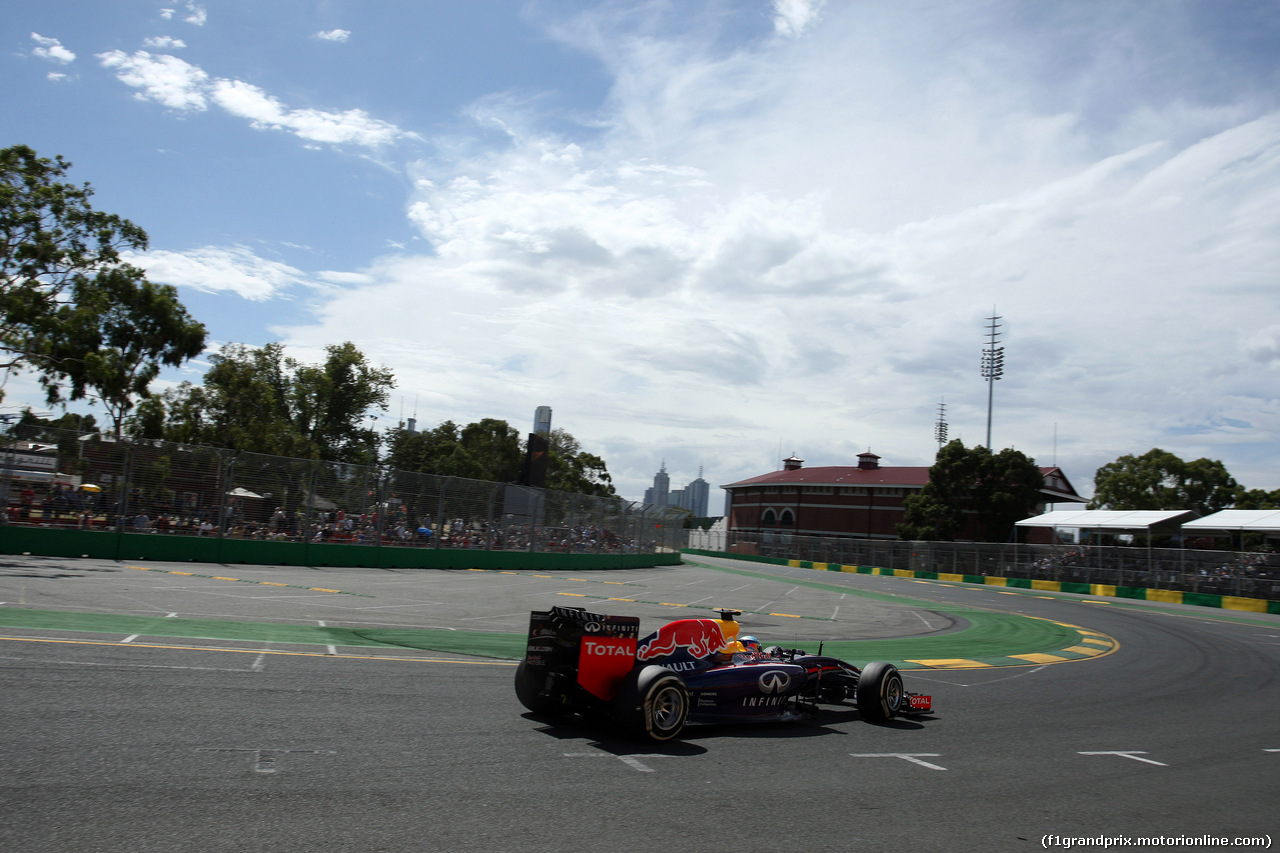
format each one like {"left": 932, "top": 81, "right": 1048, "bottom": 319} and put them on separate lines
{"left": 79, "top": 484, "right": 102, "bottom": 493}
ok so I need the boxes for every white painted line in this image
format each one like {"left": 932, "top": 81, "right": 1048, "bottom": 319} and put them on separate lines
{"left": 850, "top": 753, "right": 947, "bottom": 770}
{"left": 564, "top": 751, "right": 673, "bottom": 772}
{"left": 251, "top": 654, "right": 266, "bottom": 672}
{"left": 910, "top": 610, "right": 936, "bottom": 629}
{"left": 0, "top": 656, "right": 267, "bottom": 673}
{"left": 198, "top": 748, "right": 336, "bottom": 774}
{"left": 326, "top": 645, "right": 338, "bottom": 656}
{"left": 166, "top": 613, "right": 178, "bottom": 618}
{"left": 122, "top": 634, "right": 140, "bottom": 643}
{"left": 1078, "top": 751, "right": 1167, "bottom": 766}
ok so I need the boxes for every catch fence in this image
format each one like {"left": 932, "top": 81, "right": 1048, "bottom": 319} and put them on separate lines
{"left": 695, "top": 530, "right": 1280, "bottom": 600}
{"left": 0, "top": 428, "right": 689, "bottom": 555}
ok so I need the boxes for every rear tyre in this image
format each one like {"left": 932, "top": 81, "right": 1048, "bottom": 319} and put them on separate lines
{"left": 514, "top": 659, "right": 563, "bottom": 716}
{"left": 855, "top": 661, "right": 905, "bottom": 723}
{"left": 612, "top": 665, "right": 689, "bottom": 742}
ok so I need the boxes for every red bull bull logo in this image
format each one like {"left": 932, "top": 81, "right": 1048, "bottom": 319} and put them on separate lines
{"left": 637, "top": 619, "right": 729, "bottom": 662}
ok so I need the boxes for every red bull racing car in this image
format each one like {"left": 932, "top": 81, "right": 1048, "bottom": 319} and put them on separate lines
{"left": 514, "top": 605, "right": 932, "bottom": 742}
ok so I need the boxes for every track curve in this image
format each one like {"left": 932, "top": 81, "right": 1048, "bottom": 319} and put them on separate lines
{"left": 0, "top": 555, "right": 1276, "bottom": 852}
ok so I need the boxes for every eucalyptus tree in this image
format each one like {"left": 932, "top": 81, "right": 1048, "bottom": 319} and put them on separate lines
{"left": 1, "top": 145, "right": 206, "bottom": 434}
{"left": 899, "top": 439, "right": 1044, "bottom": 542}
{"left": 1089, "top": 449, "right": 1239, "bottom": 516}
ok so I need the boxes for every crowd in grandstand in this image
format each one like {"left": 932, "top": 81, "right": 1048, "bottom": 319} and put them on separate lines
{"left": 4, "top": 480, "right": 648, "bottom": 554}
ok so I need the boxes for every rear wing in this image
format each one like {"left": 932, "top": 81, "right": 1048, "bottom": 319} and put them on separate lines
{"left": 524, "top": 606, "right": 640, "bottom": 701}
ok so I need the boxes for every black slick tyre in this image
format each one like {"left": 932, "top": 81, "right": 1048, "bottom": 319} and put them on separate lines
{"left": 514, "top": 659, "right": 563, "bottom": 716}
{"left": 612, "top": 665, "right": 689, "bottom": 742}
{"left": 855, "top": 661, "right": 905, "bottom": 723}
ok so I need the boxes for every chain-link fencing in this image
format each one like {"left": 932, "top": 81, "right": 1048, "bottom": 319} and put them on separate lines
{"left": 697, "top": 530, "right": 1280, "bottom": 600}
{"left": 0, "top": 428, "right": 689, "bottom": 555}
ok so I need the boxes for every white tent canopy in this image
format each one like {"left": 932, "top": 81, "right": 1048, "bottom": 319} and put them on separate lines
{"left": 1181, "top": 510, "right": 1280, "bottom": 532}
{"left": 226, "top": 487, "right": 264, "bottom": 499}
{"left": 1016, "top": 509, "right": 1199, "bottom": 534}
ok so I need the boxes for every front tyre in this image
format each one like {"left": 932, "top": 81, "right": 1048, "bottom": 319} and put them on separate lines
{"left": 856, "top": 661, "right": 905, "bottom": 723}
{"left": 612, "top": 665, "right": 689, "bottom": 742}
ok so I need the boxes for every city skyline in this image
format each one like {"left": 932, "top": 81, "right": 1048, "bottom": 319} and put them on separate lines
{"left": 643, "top": 462, "right": 711, "bottom": 518}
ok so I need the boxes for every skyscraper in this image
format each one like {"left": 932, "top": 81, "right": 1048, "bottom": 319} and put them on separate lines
{"left": 682, "top": 468, "right": 710, "bottom": 517}
{"left": 643, "top": 461, "right": 670, "bottom": 507}
{"left": 643, "top": 462, "right": 710, "bottom": 517}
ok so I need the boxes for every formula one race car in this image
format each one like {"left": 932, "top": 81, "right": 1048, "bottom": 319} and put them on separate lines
{"left": 514, "top": 605, "right": 932, "bottom": 742}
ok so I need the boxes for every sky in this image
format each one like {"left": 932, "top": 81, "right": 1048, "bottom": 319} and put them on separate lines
{"left": 5, "top": 0, "right": 1280, "bottom": 509}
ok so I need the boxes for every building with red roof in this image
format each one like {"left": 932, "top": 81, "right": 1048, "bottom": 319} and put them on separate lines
{"left": 721, "top": 451, "right": 1085, "bottom": 542}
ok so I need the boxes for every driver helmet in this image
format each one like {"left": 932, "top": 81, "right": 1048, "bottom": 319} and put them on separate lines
{"left": 739, "top": 635, "right": 761, "bottom": 654}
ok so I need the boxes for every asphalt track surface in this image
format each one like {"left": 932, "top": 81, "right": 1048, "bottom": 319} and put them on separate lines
{"left": 2, "top": 553, "right": 1278, "bottom": 852}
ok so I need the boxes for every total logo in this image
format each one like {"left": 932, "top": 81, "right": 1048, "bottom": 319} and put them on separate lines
{"left": 758, "top": 670, "right": 792, "bottom": 694}
{"left": 584, "top": 642, "right": 632, "bottom": 657}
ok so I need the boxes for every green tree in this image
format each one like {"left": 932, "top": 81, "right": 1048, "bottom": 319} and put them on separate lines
{"left": 1089, "top": 448, "right": 1240, "bottom": 516}
{"left": 1234, "top": 487, "right": 1280, "bottom": 510}
{"left": 385, "top": 421, "right": 615, "bottom": 494}
{"left": 154, "top": 343, "right": 307, "bottom": 456}
{"left": 1, "top": 145, "right": 206, "bottom": 433}
{"left": 12, "top": 407, "right": 99, "bottom": 436}
{"left": 899, "top": 440, "right": 972, "bottom": 541}
{"left": 458, "top": 418, "right": 523, "bottom": 482}
{"left": 384, "top": 418, "right": 521, "bottom": 481}
{"left": 143, "top": 341, "right": 393, "bottom": 462}
{"left": 899, "top": 439, "right": 1044, "bottom": 541}
{"left": 546, "top": 427, "right": 615, "bottom": 496}
{"left": 385, "top": 420, "right": 471, "bottom": 476}
{"left": 290, "top": 342, "right": 394, "bottom": 464}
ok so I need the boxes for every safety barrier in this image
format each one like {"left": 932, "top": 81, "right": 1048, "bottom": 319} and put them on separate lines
{"left": 0, "top": 427, "right": 689, "bottom": 570}
{"left": 682, "top": 548, "right": 1280, "bottom": 615}
{"left": 2, "top": 525, "right": 682, "bottom": 570}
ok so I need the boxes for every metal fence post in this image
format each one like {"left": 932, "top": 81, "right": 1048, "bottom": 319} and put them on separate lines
{"left": 112, "top": 439, "right": 133, "bottom": 559}
{"left": 435, "top": 478, "right": 448, "bottom": 550}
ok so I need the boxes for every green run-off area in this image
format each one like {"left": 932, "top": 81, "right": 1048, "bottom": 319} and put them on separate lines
{"left": 0, "top": 560, "right": 1105, "bottom": 669}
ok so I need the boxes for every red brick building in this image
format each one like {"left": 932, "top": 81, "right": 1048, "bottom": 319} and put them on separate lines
{"left": 722, "top": 452, "right": 1085, "bottom": 542}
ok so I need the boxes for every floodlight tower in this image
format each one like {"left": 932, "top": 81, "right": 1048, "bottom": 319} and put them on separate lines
{"left": 981, "top": 310, "right": 1004, "bottom": 448}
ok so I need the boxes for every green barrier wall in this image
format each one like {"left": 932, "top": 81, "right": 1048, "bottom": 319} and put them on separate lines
{"left": 0, "top": 525, "right": 681, "bottom": 571}
{"left": 682, "top": 548, "right": 1280, "bottom": 615}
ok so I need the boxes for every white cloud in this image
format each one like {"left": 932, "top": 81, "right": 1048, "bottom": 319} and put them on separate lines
{"left": 1243, "top": 325, "right": 1280, "bottom": 367}
{"left": 98, "top": 51, "right": 413, "bottom": 147}
{"left": 130, "top": 246, "right": 316, "bottom": 301}
{"left": 97, "top": 49, "right": 208, "bottom": 111}
{"left": 143, "top": 36, "right": 187, "bottom": 50}
{"left": 265, "top": 4, "right": 1280, "bottom": 502}
{"left": 211, "top": 79, "right": 407, "bottom": 146}
{"left": 183, "top": 3, "right": 207, "bottom": 26}
{"left": 64, "top": 3, "right": 1280, "bottom": 501}
{"left": 317, "top": 270, "right": 375, "bottom": 286}
{"left": 772, "top": 0, "right": 823, "bottom": 38}
{"left": 316, "top": 29, "right": 351, "bottom": 43}
{"left": 31, "top": 33, "right": 75, "bottom": 64}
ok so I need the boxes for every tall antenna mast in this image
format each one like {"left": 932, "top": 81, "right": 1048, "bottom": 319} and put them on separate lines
{"left": 981, "top": 309, "right": 1004, "bottom": 448}
{"left": 934, "top": 399, "right": 949, "bottom": 448}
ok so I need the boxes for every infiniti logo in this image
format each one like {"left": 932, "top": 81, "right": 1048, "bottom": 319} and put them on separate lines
{"left": 758, "top": 670, "right": 791, "bottom": 694}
